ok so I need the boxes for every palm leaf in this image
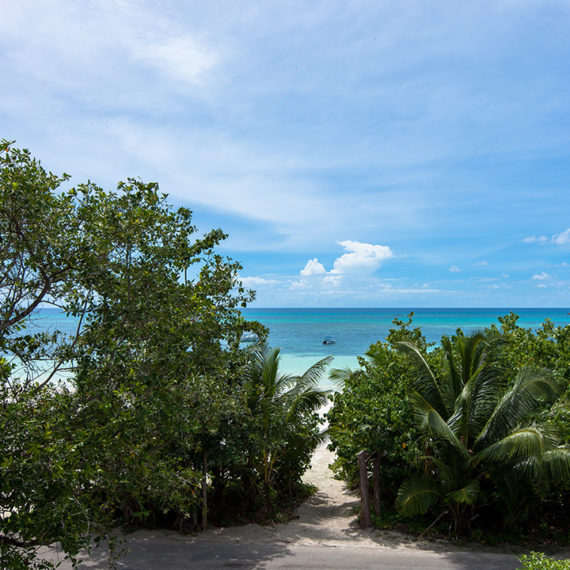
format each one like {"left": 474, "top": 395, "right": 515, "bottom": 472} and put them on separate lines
{"left": 282, "top": 356, "right": 333, "bottom": 420}
{"left": 513, "top": 447, "right": 570, "bottom": 483}
{"left": 444, "top": 479, "right": 480, "bottom": 506}
{"left": 474, "top": 425, "right": 558, "bottom": 466}
{"left": 328, "top": 365, "right": 353, "bottom": 389}
{"left": 421, "top": 456, "right": 458, "bottom": 490}
{"left": 411, "top": 391, "right": 468, "bottom": 457}
{"left": 476, "top": 366, "right": 561, "bottom": 448}
{"left": 397, "top": 341, "right": 449, "bottom": 417}
{"left": 396, "top": 475, "right": 442, "bottom": 516}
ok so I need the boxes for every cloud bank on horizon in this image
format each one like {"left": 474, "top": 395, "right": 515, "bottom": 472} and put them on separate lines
{"left": 1, "top": 0, "right": 569, "bottom": 307}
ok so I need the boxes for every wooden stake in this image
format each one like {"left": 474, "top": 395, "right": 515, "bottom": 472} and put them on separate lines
{"left": 373, "top": 452, "right": 381, "bottom": 518}
{"left": 358, "top": 450, "right": 372, "bottom": 528}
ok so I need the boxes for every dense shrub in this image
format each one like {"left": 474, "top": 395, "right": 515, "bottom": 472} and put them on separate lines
{"left": 0, "top": 141, "right": 325, "bottom": 567}
{"left": 327, "top": 313, "right": 570, "bottom": 541}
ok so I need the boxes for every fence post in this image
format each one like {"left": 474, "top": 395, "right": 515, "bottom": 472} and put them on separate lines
{"left": 357, "top": 450, "right": 372, "bottom": 528}
{"left": 372, "top": 452, "right": 381, "bottom": 518}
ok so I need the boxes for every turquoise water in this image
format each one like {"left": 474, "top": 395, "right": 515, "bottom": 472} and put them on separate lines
{"left": 27, "top": 307, "right": 570, "bottom": 386}
{"left": 244, "top": 308, "right": 570, "bottom": 378}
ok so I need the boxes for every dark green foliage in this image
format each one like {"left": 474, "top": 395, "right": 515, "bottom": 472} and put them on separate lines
{"left": 327, "top": 315, "right": 426, "bottom": 501}
{"left": 328, "top": 313, "right": 570, "bottom": 542}
{"left": 0, "top": 141, "right": 323, "bottom": 566}
{"left": 241, "top": 346, "right": 331, "bottom": 517}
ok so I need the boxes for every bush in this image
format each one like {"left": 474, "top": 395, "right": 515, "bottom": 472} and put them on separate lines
{"left": 519, "top": 552, "right": 570, "bottom": 569}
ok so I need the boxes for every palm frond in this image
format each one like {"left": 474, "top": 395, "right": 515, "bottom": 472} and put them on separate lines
{"left": 396, "top": 475, "right": 442, "bottom": 517}
{"left": 397, "top": 341, "right": 449, "bottom": 417}
{"left": 444, "top": 479, "right": 480, "bottom": 506}
{"left": 328, "top": 365, "right": 353, "bottom": 389}
{"left": 294, "top": 355, "right": 334, "bottom": 389}
{"left": 280, "top": 356, "right": 332, "bottom": 420}
{"left": 284, "top": 386, "right": 331, "bottom": 421}
{"left": 411, "top": 391, "right": 468, "bottom": 457}
{"left": 474, "top": 424, "right": 558, "bottom": 466}
{"left": 421, "top": 456, "right": 458, "bottom": 490}
{"left": 476, "top": 366, "right": 561, "bottom": 447}
{"left": 513, "top": 447, "right": 570, "bottom": 483}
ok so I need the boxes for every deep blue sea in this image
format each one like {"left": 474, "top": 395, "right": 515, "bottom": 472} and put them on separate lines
{"left": 30, "top": 307, "right": 570, "bottom": 384}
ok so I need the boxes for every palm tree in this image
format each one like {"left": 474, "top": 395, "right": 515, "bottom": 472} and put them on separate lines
{"left": 243, "top": 346, "right": 332, "bottom": 513}
{"left": 396, "top": 333, "right": 570, "bottom": 534}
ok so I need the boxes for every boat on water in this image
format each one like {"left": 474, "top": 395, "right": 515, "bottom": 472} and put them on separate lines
{"left": 322, "top": 335, "right": 336, "bottom": 345}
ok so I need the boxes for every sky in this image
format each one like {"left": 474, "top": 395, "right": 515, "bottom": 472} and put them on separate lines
{"left": 1, "top": 0, "right": 570, "bottom": 307}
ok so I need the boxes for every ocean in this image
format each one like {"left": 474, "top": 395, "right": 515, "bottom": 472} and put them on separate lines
{"left": 243, "top": 308, "right": 570, "bottom": 383}
{"left": 27, "top": 307, "right": 570, "bottom": 388}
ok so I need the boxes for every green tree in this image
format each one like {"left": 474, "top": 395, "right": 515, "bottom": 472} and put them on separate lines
{"left": 396, "top": 333, "right": 570, "bottom": 534}
{"left": 243, "top": 346, "right": 331, "bottom": 515}
{"left": 0, "top": 142, "right": 258, "bottom": 565}
{"left": 327, "top": 314, "right": 427, "bottom": 503}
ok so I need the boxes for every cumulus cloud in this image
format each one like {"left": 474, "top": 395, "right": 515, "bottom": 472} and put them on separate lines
{"left": 330, "top": 240, "right": 394, "bottom": 275}
{"left": 300, "top": 258, "right": 326, "bottom": 276}
{"left": 523, "top": 229, "right": 570, "bottom": 245}
{"left": 474, "top": 260, "right": 488, "bottom": 266}
{"left": 292, "top": 240, "right": 394, "bottom": 290}
{"left": 449, "top": 265, "right": 462, "bottom": 272}
{"left": 532, "top": 272, "right": 550, "bottom": 281}
{"left": 552, "top": 229, "right": 570, "bottom": 245}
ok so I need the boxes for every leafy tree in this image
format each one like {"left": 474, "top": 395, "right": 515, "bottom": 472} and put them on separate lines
{"left": 0, "top": 142, "right": 259, "bottom": 565}
{"left": 396, "top": 333, "right": 570, "bottom": 534}
{"left": 327, "top": 314, "right": 428, "bottom": 502}
{"left": 242, "top": 346, "right": 331, "bottom": 515}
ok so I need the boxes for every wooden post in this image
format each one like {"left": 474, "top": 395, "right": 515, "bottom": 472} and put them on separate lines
{"left": 373, "top": 452, "right": 381, "bottom": 518}
{"left": 358, "top": 450, "right": 372, "bottom": 528}
{"left": 202, "top": 450, "right": 208, "bottom": 530}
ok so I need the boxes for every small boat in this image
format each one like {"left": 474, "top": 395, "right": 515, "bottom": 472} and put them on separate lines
{"left": 240, "top": 332, "right": 258, "bottom": 343}
{"left": 322, "top": 335, "right": 336, "bottom": 345}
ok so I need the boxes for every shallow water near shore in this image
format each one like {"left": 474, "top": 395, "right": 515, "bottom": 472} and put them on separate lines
{"left": 246, "top": 307, "right": 569, "bottom": 384}
{"left": 25, "top": 307, "right": 570, "bottom": 388}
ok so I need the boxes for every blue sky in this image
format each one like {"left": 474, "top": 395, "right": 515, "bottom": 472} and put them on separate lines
{"left": 1, "top": 0, "right": 570, "bottom": 307}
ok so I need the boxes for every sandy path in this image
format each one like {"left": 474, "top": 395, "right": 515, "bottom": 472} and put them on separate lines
{"left": 202, "top": 435, "right": 428, "bottom": 551}
{"left": 43, "top": 409, "right": 553, "bottom": 568}
{"left": 202, "top": 437, "right": 365, "bottom": 547}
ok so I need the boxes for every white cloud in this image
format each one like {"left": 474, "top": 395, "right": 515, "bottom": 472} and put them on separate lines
{"left": 552, "top": 228, "right": 570, "bottom": 245}
{"left": 523, "top": 235, "right": 548, "bottom": 244}
{"left": 523, "top": 229, "right": 570, "bottom": 246}
{"left": 292, "top": 240, "right": 394, "bottom": 290}
{"left": 330, "top": 241, "right": 394, "bottom": 275}
{"left": 532, "top": 272, "right": 550, "bottom": 280}
{"left": 300, "top": 258, "right": 326, "bottom": 276}
{"left": 136, "top": 36, "right": 219, "bottom": 85}
{"left": 474, "top": 260, "right": 488, "bottom": 266}
{"left": 239, "top": 276, "right": 278, "bottom": 287}
{"left": 449, "top": 265, "right": 462, "bottom": 272}
{"left": 537, "top": 283, "right": 547, "bottom": 288}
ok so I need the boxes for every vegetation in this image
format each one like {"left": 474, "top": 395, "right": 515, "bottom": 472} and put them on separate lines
{"left": 2, "top": 140, "right": 570, "bottom": 566}
{"left": 0, "top": 141, "right": 326, "bottom": 568}
{"left": 519, "top": 552, "right": 570, "bottom": 570}
{"left": 328, "top": 314, "right": 570, "bottom": 543}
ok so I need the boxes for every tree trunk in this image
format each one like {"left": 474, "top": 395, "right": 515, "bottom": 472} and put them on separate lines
{"left": 358, "top": 450, "right": 372, "bottom": 528}
{"left": 372, "top": 452, "right": 381, "bottom": 518}
{"left": 202, "top": 450, "right": 208, "bottom": 530}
